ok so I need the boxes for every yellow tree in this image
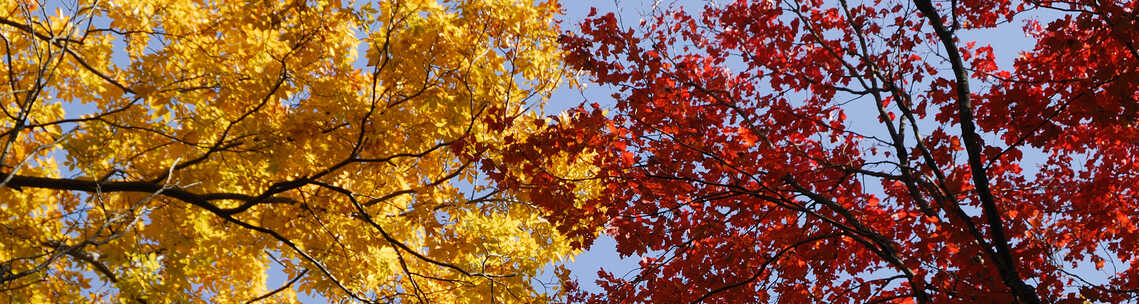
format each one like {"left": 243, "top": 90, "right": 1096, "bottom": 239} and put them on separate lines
{"left": 0, "top": 0, "right": 598, "bottom": 302}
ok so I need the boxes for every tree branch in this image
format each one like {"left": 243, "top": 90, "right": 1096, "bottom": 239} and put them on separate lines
{"left": 912, "top": 0, "right": 1040, "bottom": 302}
{"left": 2, "top": 174, "right": 298, "bottom": 215}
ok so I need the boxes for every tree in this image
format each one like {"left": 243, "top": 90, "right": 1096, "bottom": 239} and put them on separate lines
{"left": 541, "top": 0, "right": 1139, "bottom": 302}
{"left": 0, "top": 0, "right": 596, "bottom": 302}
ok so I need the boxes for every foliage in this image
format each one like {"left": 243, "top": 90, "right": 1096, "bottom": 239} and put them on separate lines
{"left": 0, "top": 0, "right": 595, "bottom": 302}
{"left": 545, "top": 0, "right": 1139, "bottom": 302}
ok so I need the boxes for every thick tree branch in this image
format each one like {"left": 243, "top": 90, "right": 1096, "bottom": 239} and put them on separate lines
{"left": 2, "top": 174, "right": 298, "bottom": 215}
{"left": 912, "top": 0, "right": 1041, "bottom": 302}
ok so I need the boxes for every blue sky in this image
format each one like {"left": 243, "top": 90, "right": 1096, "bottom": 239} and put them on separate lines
{"left": 35, "top": 0, "right": 1117, "bottom": 301}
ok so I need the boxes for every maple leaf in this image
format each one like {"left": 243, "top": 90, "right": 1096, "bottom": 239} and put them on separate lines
{"left": 535, "top": 0, "right": 1139, "bottom": 303}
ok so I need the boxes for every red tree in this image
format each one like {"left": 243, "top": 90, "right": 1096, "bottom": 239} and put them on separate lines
{"left": 506, "top": 0, "right": 1138, "bottom": 302}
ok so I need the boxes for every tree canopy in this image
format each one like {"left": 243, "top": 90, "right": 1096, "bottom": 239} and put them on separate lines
{"left": 0, "top": 0, "right": 602, "bottom": 302}
{"left": 3, "top": 0, "right": 1139, "bottom": 303}
{"left": 545, "top": 0, "right": 1139, "bottom": 302}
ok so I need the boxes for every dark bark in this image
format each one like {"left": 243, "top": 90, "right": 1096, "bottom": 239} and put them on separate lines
{"left": 912, "top": 0, "right": 1041, "bottom": 302}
